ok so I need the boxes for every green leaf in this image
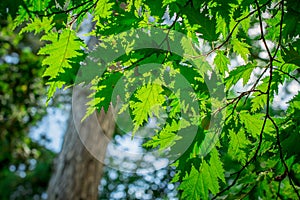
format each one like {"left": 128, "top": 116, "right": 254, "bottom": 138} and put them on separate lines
{"left": 83, "top": 96, "right": 104, "bottom": 121}
{"left": 145, "top": 0, "right": 163, "bottom": 17}
{"left": 287, "top": 92, "right": 300, "bottom": 112}
{"left": 45, "top": 81, "right": 64, "bottom": 105}
{"left": 240, "top": 112, "right": 263, "bottom": 137}
{"left": 239, "top": 112, "right": 273, "bottom": 138}
{"left": 228, "top": 129, "right": 250, "bottom": 164}
{"left": 209, "top": 148, "right": 225, "bottom": 184}
{"left": 281, "top": 63, "right": 299, "bottom": 74}
{"left": 13, "top": 7, "right": 30, "bottom": 29}
{"left": 168, "top": 93, "right": 181, "bottom": 118}
{"left": 225, "top": 63, "right": 255, "bottom": 89}
{"left": 216, "top": 15, "right": 227, "bottom": 37}
{"left": 38, "top": 29, "right": 86, "bottom": 80}
{"left": 130, "top": 82, "right": 165, "bottom": 133}
{"left": 182, "top": 7, "right": 219, "bottom": 41}
{"left": 214, "top": 50, "right": 230, "bottom": 74}
{"left": 251, "top": 94, "right": 267, "bottom": 112}
{"left": 181, "top": 37, "right": 211, "bottom": 77}
{"left": 231, "top": 38, "right": 250, "bottom": 61}
{"left": 265, "top": 13, "right": 281, "bottom": 41}
{"left": 239, "top": 10, "right": 251, "bottom": 34}
{"left": 31, "top": 0, "right": 50, "bottom": 11}
{"left": 179, "top": 164, "right": 208, "bottom": 200}
{"left": 179, "top": 149, "right": 224, "bottom": 200}
{"left": 281, "top": 46, "right": 300, "bottom": 67}
{"left": 282, "top": 132, "right": 300, "bottom": 161}
{"left": 94, "top": 0, "right": 114, "bottom": 20}
{"left": 143, "top": 120, "right": 182, "bottom": 150}
{"left": 20, "top": 17, "right": 53, "bottom": 35}
{"left": 95, "top": 72, "right": 123, "bottom": 112}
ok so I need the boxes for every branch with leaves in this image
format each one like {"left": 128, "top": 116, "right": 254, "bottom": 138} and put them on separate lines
{"left": 9, "top": 0, "right": 300, "bottom": 199}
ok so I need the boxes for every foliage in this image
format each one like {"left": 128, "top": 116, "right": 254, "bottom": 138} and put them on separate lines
{"left": 7, "top": 0, "right": 300, "bottom": 199}
{"left": 0, "top": 17, "right": 56, "bottom": 199}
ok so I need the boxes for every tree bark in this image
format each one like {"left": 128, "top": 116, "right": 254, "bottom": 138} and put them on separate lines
{"left": 47, "top": 86, "right": 115, "bottom": 200}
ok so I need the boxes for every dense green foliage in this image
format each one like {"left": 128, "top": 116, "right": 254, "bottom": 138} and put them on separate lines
{"left": 5, "top": 0, "right": 300, "bottom": 199}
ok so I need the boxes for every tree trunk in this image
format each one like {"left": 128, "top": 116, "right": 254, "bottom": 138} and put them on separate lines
{"left": 47, "top": 85, "right": 115, "bottom": 200}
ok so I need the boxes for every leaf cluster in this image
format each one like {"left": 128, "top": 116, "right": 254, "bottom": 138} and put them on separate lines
{"left": 9, "top": 0, "right": 300, "bottom": 199}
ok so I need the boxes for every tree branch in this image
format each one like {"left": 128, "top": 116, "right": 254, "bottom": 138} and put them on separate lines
{"left": 205, "top": 0, "right": 272, "bottom": 56}
{"left": 268, "top": 116, "right": 300, "bottom": 198}
{"left": 255, "top": 0, "right": 272, "bottom": 60}
{"left": 36, "top": 0, "right": 95, "bottom": 17}
{"left": 274, "top": 68, "right": 300, "bottom": 84}
{"left": 272, "top": 0, "right": 284, "bottom": 59}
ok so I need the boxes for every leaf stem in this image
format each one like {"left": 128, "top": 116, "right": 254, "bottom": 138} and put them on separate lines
{"left": 205, "top": 0, "right": 272, "bottom": 56}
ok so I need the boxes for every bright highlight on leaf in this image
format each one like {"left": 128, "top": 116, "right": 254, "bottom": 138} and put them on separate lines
{"left": 179, "top": 149, "right": 225, "bottom": 200}
{"left": 144, "top": 120, "right": 182, "bottom": 150}
{"left": 38, "top": 29, "right": 86, "bottom": 80}
{"left": 130, "top": 82, "right": 165, "bottom": 133}
{"left": 225, "top": 63, "right": 255, "bottom": 89}
{"left": 214, "top": 50, "right": 230, "bottom": 74}
{"left": 231, "top": 38, "right": 250, "bottom": 62}
{"left": 20, "top": 17, "right": 53, "bottom": 35}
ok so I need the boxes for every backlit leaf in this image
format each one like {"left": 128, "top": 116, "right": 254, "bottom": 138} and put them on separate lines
{"left": 231, "top": 38, "right": 250, "bottom": 61}
{"left": 130, "top": 82, "right": 165, "bottom": 133}
{"left": 214, "top": 50, "right": 230, "bottom": 74}
{"left": 38, "top": 29, "right": 86, "bottom": 80}
{"left": 225, "top": 63, "right": 255, "bottom": 89}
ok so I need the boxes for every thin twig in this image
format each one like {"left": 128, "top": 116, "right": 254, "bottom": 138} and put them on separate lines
{"left": 71, "top": 0, "right": 99, "bottom": 25}
{"left": 212, "top": 110, "right": 269, "bottom": 199}
{"left": 205, "top": 0, "right": 272, "bottom": 56}
{"left": 35, "top": 0, "right": 95, "bottom": 17}
{"left": 272, "top": 0, "right": 284, "bottom": 59}
{"left": 213, "top": 1, "right": 276, "bottom": 198}
{"left": 255, "top": 0, "right": 272, "bottom": 60}
{"left": 213, "top": 65, "right": 269, "bottom": 117}
{"left": 268, "top": 116, "right": 300, "bottom": 198}
{"left": 274, "top": 68, "right": 300, "bottom": 84}
{"left": 243, "top": 66, "right": 269, "bottom": 106}
{"left": 158, "top": 13, "right": 180, "bottom": 50}
{"left": 255, "top": 0, "right": 300, "bottom": 197}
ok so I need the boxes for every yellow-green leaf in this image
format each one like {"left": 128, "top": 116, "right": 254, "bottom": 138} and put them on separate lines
{"left": 130, "top": 83, "right": 165, "bottom": 133}
{"left": 38, "top": 29, "right": 85, "bottom": 80}
{"left": 231, "top": 38, "right": 250, "bottom": 61}
{"left": 214, "top": 50, "right": 230, "bottom": 74}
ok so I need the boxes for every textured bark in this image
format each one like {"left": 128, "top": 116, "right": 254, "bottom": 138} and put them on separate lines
{"left": 47, "top": 86, "right": 115, "bottom": 200}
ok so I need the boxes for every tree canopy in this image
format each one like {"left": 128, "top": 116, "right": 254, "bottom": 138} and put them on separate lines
{"left": 5, "top": 0, "right": 300, "bottom": 199}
